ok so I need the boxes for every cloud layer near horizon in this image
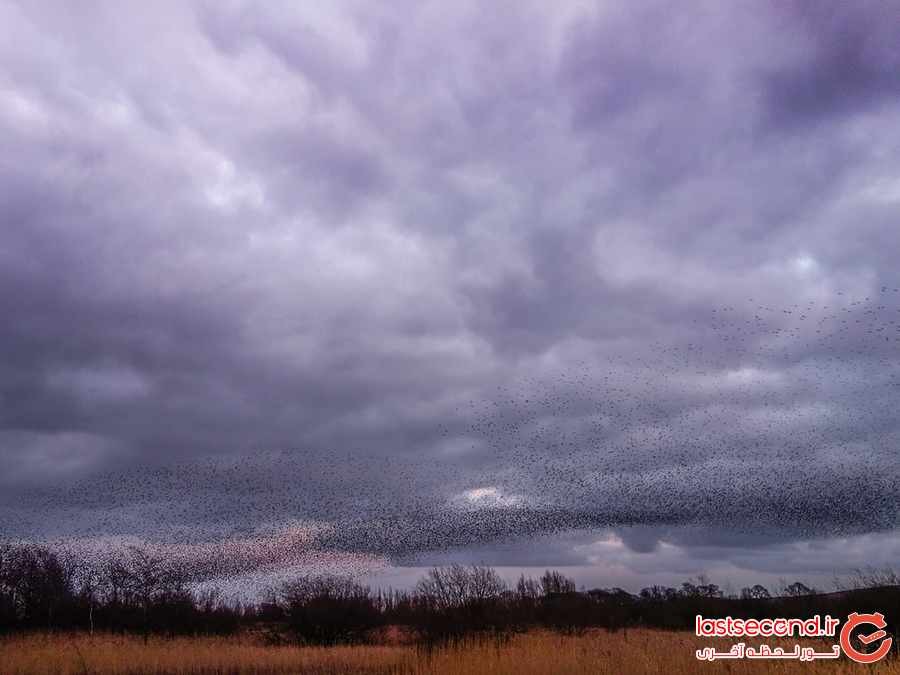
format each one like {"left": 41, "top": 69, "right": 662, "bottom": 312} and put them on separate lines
{"left": 3, "top": 0, "right": 900, "bottom": 588}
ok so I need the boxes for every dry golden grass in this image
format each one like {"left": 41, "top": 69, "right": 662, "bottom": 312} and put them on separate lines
{"left": 2, "top": 629, "right": 898, "bottom": 675}
{"left": 0, "top": 632, "right": 410, "bottom": 675}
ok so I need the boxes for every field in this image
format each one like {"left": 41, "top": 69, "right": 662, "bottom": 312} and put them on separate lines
{"left": 2, "top": 629, "right": 899, "bottom": 675}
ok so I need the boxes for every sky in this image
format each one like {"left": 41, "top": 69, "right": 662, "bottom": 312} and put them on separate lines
{"left": 3, "top": 0, "right": 900, "bottom": 594}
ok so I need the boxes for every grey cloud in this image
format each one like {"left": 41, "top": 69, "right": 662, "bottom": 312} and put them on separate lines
{"left": 762, "top": 1, "right": 900, "bottom": 130}
{"left": 2, "top": 0, "right": 900, "bottom": 587}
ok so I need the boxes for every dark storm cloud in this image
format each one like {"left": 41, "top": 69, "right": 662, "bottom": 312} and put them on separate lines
{"left": 762, "top": 1, "right": 900, "bottom": 130}
{"left": 3, "top": 0, "right": 900, "bottom": 585}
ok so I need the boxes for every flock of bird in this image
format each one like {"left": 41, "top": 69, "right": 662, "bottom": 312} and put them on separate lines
{"left": 4, "top": 287, "right": 900, "bottom": 585}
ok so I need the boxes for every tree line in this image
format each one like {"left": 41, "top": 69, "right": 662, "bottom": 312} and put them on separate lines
{"left": 2, "top": 543, "right": 898, "bottom": 645}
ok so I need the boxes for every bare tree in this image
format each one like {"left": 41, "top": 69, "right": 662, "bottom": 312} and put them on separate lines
{"left": 783, "top": 581, "right": 815, "bottom": 597}
{"left": 416, "top": 564, "right": 507, "bottom": 610}
{"left": 516, "top": 574, "right": 541, "bottom": 601}
{"left": 680, "top": 575, "right": 722, "bottom": 599}
{"left": 639, "top": 585, "right": 678, "bottom": 602}
{"left": 540, "top": 570, "right": 576, "bottom": 596}
{"left": 280, "top": 574, "right": 378, "bottom": 644}
{"left": 0, "top": 545, "right": 75, "bottom": 629}
{"left": 740, "top": 584, "right": 771, "bottom": 600}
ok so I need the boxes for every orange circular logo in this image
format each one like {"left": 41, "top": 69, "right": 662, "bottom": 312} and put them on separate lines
{"left": 840, "top": 612, "right": 893, "bottom": 663}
